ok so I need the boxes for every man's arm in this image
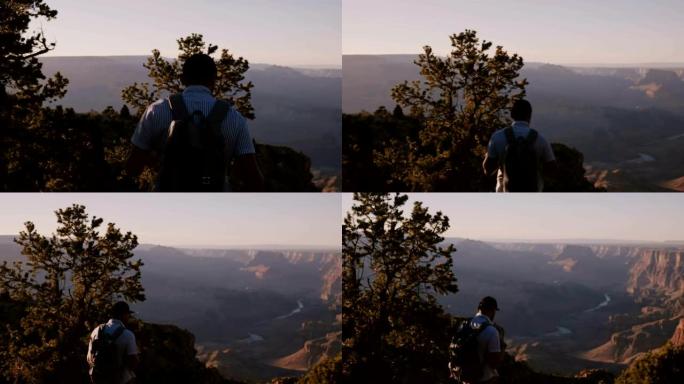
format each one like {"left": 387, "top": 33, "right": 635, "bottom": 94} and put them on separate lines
{"left": 484, "top": 327, "right": 504, "bottom": 368}
{"left": 483, "top": 154, "right": 498, "bottom": 176}
{"left": 483, "top": 133, "right": 500, "bottom": 176}
{"left": 233, "top": 154, "right": 264, "bottom": 191}
{"left": 124, "top": 332, "right": 140, "bottom": 373}
{"left": 125, "top": 354, "right": 139, "bottom": 372}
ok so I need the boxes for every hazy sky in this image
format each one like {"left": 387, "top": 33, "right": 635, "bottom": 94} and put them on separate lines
{"left": 0, "top": 194, "right": 341, "bottom": 248}
{"left": 37, "top": 0, "right": 341, "bottom": 67}
{"left": 343, "top": 0, "right": 684, "bottom": 64}
{"left": 342, "top": 193, "right": 684, "bottom": 243}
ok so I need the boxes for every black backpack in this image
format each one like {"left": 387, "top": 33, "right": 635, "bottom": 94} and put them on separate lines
{"left": 89, "top": 324, "right": 126, "bottom": 383}
{"left": 449, "top": 317, "right": 492, "bottom": 383}
{"left": 502, "top": 127, "right": 539, "bottom": 192}
{"left": 159, "top": 94, "right": 229, "bottom": 192}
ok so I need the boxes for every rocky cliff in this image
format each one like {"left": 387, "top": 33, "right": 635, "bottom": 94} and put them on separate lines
{"left": 627, "top": 249, "right": 684, "bottom": 301}
{"left": 272, "top": 331, "right": 341, "bottom": 372}
{"left": 671, "top": 318, "right": 684, "bottom": 347}
{"left": 582, "top": 249, "right": 684, "bottom": 365}
{"left": 136, "top": 322, "right": 240, "bottom": 384}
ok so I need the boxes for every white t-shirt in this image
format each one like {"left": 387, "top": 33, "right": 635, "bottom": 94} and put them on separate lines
{"left": 470, "top": 312, "right": 501, "bottom": 382}
{"left": 487, "top": 121, "right": 555, "bottom": 192}
{"left": 87, "top": 319, "right": 139, "bottom": 384}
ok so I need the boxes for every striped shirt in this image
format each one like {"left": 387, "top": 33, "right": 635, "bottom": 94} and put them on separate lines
{"left": 131, "top": 85, "right": 255, "bottom": 159}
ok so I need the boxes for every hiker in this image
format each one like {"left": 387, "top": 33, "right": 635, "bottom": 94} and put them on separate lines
{"left": 127, "top": 53, "right": 264, "bottom": 191}
{"left": 87, "top": 301, "right": 139, "bottom": 384}
{"left": 483, "top": 99, "right": 555, "bottom": 192}
{"left": 449, "top": 296, "right": 506, "bottom": 384}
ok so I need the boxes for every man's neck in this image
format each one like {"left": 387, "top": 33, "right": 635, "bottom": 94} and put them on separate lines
{"left": 476, "top": 311, "right": 493, "bottom": 322}
{"left": 184, "top": 85, "right": 212, "bottom": 93}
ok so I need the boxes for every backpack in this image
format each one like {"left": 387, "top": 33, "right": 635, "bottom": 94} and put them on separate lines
{"left": 502, "top": 127, "right": 539, "bottom": 192}
{"left": 158, "top": 94, "right": 229, "bottom": 192}
{"left": 448, "top": 317, "right": 492, "bottom": 383}
{"left": 89, "top": 324, "right": 126, "bottom": 383}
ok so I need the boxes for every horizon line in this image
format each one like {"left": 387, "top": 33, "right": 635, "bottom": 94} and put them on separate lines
{"left": 341, "top": 53, "right": 684, "bottom": 66}
{"left": 40, "top": 54, "right": 342, "bottom": 69}
{"left": 0, "top": 235, "right": 340, "bottom": 250}
{"left": 449, "top": 236, "right": 684, "bottom": 245}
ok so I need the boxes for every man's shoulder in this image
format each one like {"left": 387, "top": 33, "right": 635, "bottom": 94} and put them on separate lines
{"left": 222, "top": 103, "right": 248, "bottom": 127}
{"left": 141, "top": 98, "right": 171, "bottom": 117}
{"left": 116, "top": 328, "right": 136, "bottom": 345}
{"left": 491, "top": 127, "right": 508, "bottom": 138}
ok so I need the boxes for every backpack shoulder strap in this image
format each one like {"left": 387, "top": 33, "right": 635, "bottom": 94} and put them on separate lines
{"left": 168, "top": 94, "right": 189, "bottom": 121}
{"left": 526, "top": 129, "right": 539, "bottom": 145}
{"left": 206, "top": 100, "right": 230, "bottom": 135}
{"left": 474, "top": 319, "right": 493, "bottom": 335}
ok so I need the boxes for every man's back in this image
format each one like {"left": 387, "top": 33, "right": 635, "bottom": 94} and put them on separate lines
{"left": 487, "top": 121, "right": 555, "bottom": 192}
{"left": 130, "top": 85, "right": 256, "bottom": 190}
{"left": 87, "top": 319, "right": 138, "bottom": 384}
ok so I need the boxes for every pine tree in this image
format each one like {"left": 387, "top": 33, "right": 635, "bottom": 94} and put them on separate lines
{"left": 342, "top": 193, "right": 458, "bottom": 383}
{"left": 382, "top": 30, "right": 527, "bottom": 191}
{"left": 1, "top": 0, "right": 69, "bottom": 191}
{"left": 0, "top": 205, "right": 144, "bottom": 383}
{"left": 122, "top": 34, "right": 254, "bottom": 119}
{"left": 120, "top": 104, "right": 132, "bottom": 119}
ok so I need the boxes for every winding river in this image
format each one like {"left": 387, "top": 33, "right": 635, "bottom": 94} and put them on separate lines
{"left": 546, "top": 293, "right": 612, "bottom": 337}
{"left": 584, "top": 293, "right": 611, "bottom": 313}
{"left": 275, "top": 299, "right": 304, "bottom": 320}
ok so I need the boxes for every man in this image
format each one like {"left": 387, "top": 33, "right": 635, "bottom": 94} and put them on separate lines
{"left": 470, "top": 296, "right": 505, "bottom": 384}
{"left": 483, "top": 99, "right": 555, "bottom": 192}
{"left": 127, "top": 53, "right": 264, "bottom": 191}
{"left": 87, "top": 301, "right": 139, "bottom": 384}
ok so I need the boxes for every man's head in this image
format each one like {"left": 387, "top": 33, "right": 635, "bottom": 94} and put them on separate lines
{"left": 111, "top": 301, "right": 134, "bottom": 323}
{"left": 511, "top": 99, "right": 532, "bottom": 123}
{"left": 478, "top": 296, "right": 500, "bottom": 320}
{"left": 181, "top": 54, "right": 217, "bottom": 88}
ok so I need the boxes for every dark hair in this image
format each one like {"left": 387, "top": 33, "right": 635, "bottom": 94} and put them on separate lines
{"left": 111, "top": 301, "right": 132, "bottom": 319}
{"left": 511, "top": 99, "right": 532, "bottom": 122}
{"left": 181, "top": 54, "right": 217, "bottom": 87}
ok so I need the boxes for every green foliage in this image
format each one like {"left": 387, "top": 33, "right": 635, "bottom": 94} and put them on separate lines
{"left": 382, "top": 30, "right": 527, "bottom": 191}
{"left": 0, "top": 205, "right": 144, "bottom": 383}
{"left": 298, "top": 354, "right": 341, "bottom": 384}
{"left": 343, "top": 108, "right": 599, "bottom": 192}
{"left": 1, "top": 0, "right": 69, "bottom": 190}
{"left": 615, "top": 344, "right": 684, "bottom": 384}
{"left": 0, "top": 0, "right": 68, "bottom": 108}
{"left": 121, "top": 33, "right": 254, "bottom": 119}
{"left": 342, "top": 193, "right": 457, "bottom": 383}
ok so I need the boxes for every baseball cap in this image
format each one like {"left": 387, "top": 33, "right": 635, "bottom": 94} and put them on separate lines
{"left": 478, "top": 296, "right": 500, "bottom": 311}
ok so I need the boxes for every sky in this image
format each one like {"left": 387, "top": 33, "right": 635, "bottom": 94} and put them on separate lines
{"left": 0, "top": 194, "right": 341, "bottom": 249}
{"left": 343, "top": 0, "right": 684, "bottom": 65}
{"left": 342, "top": 193, "right": 684, "bottom": 243}
{"left": 36, "top": 0, "right": 341, "bottom": 67}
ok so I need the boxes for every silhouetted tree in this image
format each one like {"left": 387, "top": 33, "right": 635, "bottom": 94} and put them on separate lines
{"left": 392, "top": 105, "right": 404, "bottom": 119}
{"left": 343, "top": 193, "right": 457, "bottom": 383}
{"left": 299, "top": 354, "right": 341, "bottom": 384}
{"left": 122, "top": 33, "right": 254, "bottom": 119}
{"left": 120, "top": 104, "right": 131, "bottom": 119}
{"left": 1, "top": 0, "right": 69, "bottom": 190}
{"left": 615, "top": 344, "right": 684, "bottom": 384}
{"left": 0, "top": 205, "right": 144, "bottom": 383}
{"left": 378, "top": 30, "right": 527, "bottom": 191}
